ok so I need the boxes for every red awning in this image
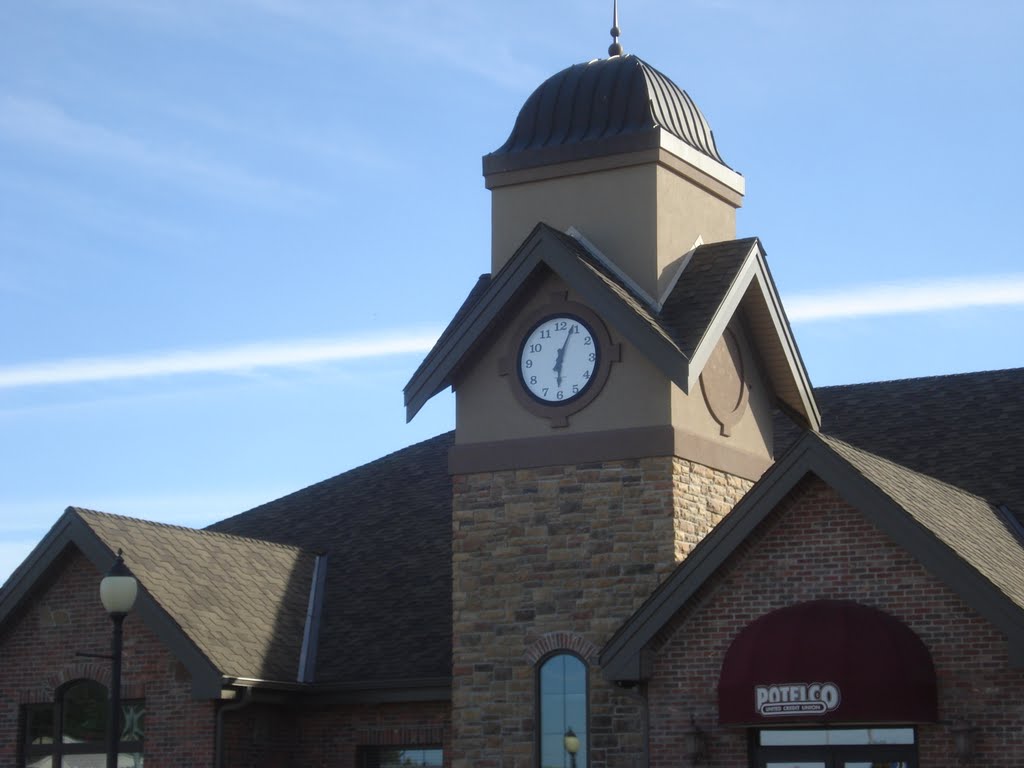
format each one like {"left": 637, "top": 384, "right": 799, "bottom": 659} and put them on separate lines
{"left": 718, "top": 601, "right": 937, "bottom": 725}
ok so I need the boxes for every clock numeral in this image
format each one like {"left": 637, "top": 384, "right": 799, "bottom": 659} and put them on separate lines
{"left": 524, "top": 359, "right": 533, "bottom": 369}
{"left": 556, "top": 390, "right": 564, "bottom": 400}
{"left": 588, "top": 352, "right": 596, "bottom": 362}
{"left": 530, "top": 343, "right": 543, "bottom": 353}
{"left": 539, "top": 330, "right": 551, "bottom": 339}
{"left": 555, "top": 320, "right": 568, "bottom": 331}
{"left": 570, "top": 324, "right": 579, "bottom": 333}
{"left": 529, "top": 376, "right": 537, "bottom": 385}
{"left": 542, "top": 388, "right": 549, "bottom": 396}
{"left": 583, "top": 336, "right": 592, "bottom": 345}
{"left": 582, "top": 370, "right": 591, "bottom": 380}
{"left": 572, "top": 384, "right": 579, "bottom": 394}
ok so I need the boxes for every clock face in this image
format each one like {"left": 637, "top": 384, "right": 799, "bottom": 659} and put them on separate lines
{"left": 518, "top": 314, "right": 599, "bottom": 404}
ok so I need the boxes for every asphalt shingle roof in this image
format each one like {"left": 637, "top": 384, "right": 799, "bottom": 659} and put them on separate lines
{"left": 75, "top": 508, "right": 315, "bottom": 682}
{"left": 819, "top": 433, "right": 1024, "bottom": 611}
{"left": 208, "top": 431, "right": 454, "bottom": 685}
{"left": 778, "top": 368, "right": 1024, "bottom": 515}
{"left": 202, "top": 366, "right": 1024, "bottom": 688}
{"left": 57, "top": 356, "right": 1020, "bottom": 692}
{"left": 660, "top": 238, "right": 759, "bottom": 358}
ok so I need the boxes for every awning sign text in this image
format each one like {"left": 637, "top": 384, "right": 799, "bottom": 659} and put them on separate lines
{"left": 755, "top": 682, "right": 841, "bottom": 717}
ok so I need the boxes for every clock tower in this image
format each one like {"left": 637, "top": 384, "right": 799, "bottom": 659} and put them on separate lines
{"left": 406, "top": 39, "right": 818, "bottom": 768}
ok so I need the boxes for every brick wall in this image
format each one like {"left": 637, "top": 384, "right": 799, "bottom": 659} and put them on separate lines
{"left": 451, "top": 456, "right": 750, "bottom": 767}
{"left": 648, "top": 475, "right": 1024, "bottom": 767}
{"left": 0, "top": 548, "right": 215, "bottom": 767}
{"left": 285, "top": 700, "right": 450, "bottom": 767}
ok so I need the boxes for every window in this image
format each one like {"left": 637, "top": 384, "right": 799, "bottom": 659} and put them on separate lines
{"left": 538, "top": 652, "right": 587, "bottom": 768}
{"left": 358, "top": 746, "right": 443, "bottom": 767}
{"left": 754, "top": 727, "right": 917, "bottom": 768}
{"left": 23, "top": 679, "right": 144, "bottom": 767}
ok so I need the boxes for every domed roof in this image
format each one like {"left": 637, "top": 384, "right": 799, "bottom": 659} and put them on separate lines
{"left": 484, "top": 54, "right": 725, "bottom": 175}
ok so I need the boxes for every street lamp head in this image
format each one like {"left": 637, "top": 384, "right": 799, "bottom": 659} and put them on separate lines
{"left": 564, "top": 728, "right": 580, "bottom": 755}
{"left": 100, "top": 549, "right": 138, "bottom": 615}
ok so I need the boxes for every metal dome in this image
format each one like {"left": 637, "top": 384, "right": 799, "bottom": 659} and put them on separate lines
{"left": 484, "top": 54, "right": 725, "bottom": 174}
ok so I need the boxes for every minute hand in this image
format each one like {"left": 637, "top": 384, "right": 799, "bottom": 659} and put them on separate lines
{"left": 552, "top": 326, "right": 575, "bottom": 387}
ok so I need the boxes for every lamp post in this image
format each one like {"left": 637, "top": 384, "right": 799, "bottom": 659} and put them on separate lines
{"left": 100, "top": 549, "right": 138, "bottom": 768}
{"left": 564, "top": 727, "right": 580, "bottom": 768}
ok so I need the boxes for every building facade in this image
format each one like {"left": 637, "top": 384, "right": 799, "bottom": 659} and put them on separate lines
{"left": 2, "top": 39, "right": 1023, "bottom": 768}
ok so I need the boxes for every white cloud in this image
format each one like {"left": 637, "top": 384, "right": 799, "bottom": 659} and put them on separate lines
{"left": 786, "top": 274, "right": 1024, "bottom": 322}
{"left": 0, "top": 96, "right": 314, "bottom": 206}
{"left": 0, "top": 330, "right": 441, "bottom": 389}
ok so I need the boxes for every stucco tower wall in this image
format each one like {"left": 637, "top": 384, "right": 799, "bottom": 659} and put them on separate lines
{"left": 450, "top": 456, "right": 751, "bottom": 767}
{"left": 489, "top": 155, "right": 739, "bottom": 299}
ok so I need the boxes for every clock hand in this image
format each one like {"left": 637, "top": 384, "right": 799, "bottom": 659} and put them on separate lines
{"left": 552, "top": 326, "right": 575, "bottom": 387}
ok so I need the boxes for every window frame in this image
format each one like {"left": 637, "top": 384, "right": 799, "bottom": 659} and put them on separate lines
{"left": 535, "top": 650, "right": 589, "bottom": 768}
{"left": 750, "top": 726, "right": 918, "bottom": 768}
{"left": 22, "top": 679, "right": 144, "bottom": 767}
{"left": 356, "top": 745, "right": 444, "bottom": 767}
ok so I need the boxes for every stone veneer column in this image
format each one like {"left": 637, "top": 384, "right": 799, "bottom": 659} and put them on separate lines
{"left": 673, "top": 457, "right": 753, "bottom": 562}
{"left": 450, "top": 456, "right": 752, "bottom": 767}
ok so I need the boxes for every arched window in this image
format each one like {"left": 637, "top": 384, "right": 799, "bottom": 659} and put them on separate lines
{"left": 23, "top": 679, "right": 145, "bottom": 767}
{"left": 538, "top": 652, "right": 587, "bottom": 768}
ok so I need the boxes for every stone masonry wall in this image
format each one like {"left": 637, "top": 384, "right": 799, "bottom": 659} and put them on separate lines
{"left": 451, "top": 456, "right": 750, "bottom": 768}
{"left": 648, "top": 475, "right": 1024, "bottom": 767}
{"left": 0, "top": 548, "right": 215, "bottom": 767}
{"left": 672, "top": 457, "right": 753, "bottom": 562}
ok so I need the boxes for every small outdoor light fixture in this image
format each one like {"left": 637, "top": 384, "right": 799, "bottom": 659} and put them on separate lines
{"left": 564, "top": 727, "right": 580, "bottom": 768}
{"left": 950, "top": 720, "right": 977, "bottom": 763}
{"left": 685, "top": 715, "right": 708, "bottom": 764}
{"left": 100, "top": 549, "right": 138, "bottom": 768}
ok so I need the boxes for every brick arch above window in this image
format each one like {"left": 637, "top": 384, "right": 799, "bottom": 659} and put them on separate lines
{"left": 48, "top": 662, "right": 112, "bottom": 692}
{"left": 524, "top": 631, "right": 600, "bottom": 666}
{"left": 19, "top": 662, "right": 145, "bottom": 704}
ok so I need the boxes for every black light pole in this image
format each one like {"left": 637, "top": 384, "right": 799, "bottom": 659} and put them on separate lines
{"left": 564, "top": 728, "right": 580, "bottom": 768}
{"left": 100, "top": 550, "right": 138, "bottom": 768}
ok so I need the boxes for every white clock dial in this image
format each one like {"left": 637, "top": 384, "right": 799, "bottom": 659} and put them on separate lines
{"left": 518, "top": 315, "right": 599, "bottom": 404}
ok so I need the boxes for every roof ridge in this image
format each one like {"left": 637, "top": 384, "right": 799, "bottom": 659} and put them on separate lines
{"left": 213, "top": 431, "right": 456, "bottom": 524}
{"left": 70, "top": 506, "right": 313, "bottom": 554}
{"left": 564, "top": 226, "right": 659, "bottom": 311}
{"left": 815, "top": 366, "right": 1024, "bottom": 392}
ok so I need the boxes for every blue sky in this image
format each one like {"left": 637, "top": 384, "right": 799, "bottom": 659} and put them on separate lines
{"left": 2, "top": 0, "right": 1022, "bottom": 583}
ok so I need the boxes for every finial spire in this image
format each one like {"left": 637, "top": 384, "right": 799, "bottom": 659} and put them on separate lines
{"left": 609, "top": 0, "right": 623, "bottom": 57}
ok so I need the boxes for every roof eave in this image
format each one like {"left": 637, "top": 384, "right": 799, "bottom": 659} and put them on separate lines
{"left": 601, "top": 434, "right": 1024, "bottom": 681}
{"left": 227, "top": 675, "right": 452, "bottom": 704}
{"left": 403, "top": 227, "right": 550, "bottom": 421}
{"left": 687, "top": 240, "right": 821, "bottom": 431}
{"left": 404, "top": 224, "right": 692, "bottom": 420}
{"left": 0, "top": 508, "right": 225, "bottom": 699}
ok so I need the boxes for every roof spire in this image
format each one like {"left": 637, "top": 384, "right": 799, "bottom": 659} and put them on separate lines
{"left": 609, "top": 0, "right": 623, "bottom": 57}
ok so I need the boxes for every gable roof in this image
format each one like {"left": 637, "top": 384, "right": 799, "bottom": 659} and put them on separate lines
{"left": 2, "top": 370, "right": 1017, "bottom": 698}
{"left": 404, "top": 224, "right": 820, "bottom": 429}
{"left": 600, "top": 430, "right": 1024, "bottom": 682}
{"left": 208, "top": 431, "right": 454, "bottom": 695}
{"left": 0, "top": 508, "right": 317, "bottom": 696}
{"left": 780, "top": 368, "right": 1024, "bottom": 516}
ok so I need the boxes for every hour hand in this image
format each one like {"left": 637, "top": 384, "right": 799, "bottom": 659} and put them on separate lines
{"left": 553, "top": 347, "right": 565, "bottom": 386}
